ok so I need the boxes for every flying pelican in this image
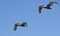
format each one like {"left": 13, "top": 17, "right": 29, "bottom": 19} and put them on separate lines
{"left": 39, "top": 0, "right": 58, "bottom": 13}
{"left": 14, "top": 22, "right": 27, "bottom": 31}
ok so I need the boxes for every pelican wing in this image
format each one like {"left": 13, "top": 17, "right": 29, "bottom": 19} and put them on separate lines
{"left": 47, "top": 0, "right": 54, "bottom": 7}
{"left": 39, "top": 6, "right": 43, "bottom": 13}
{"left": 14, "top": 24, "right": 18, "bottom": 31}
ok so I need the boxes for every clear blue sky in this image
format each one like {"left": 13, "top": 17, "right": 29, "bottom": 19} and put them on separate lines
{"left": 0, "top": 0, "right": 60, "bottom": 36}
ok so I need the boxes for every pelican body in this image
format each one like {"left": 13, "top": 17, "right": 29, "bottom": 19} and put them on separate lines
{"left": 39, "top": 0, "right": 58, "bottom": 13}
{"left": 14, "top": 22, "right": 27, "bottom": 31}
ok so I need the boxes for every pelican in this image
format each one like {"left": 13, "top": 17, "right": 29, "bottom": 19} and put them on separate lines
{"left": 39, "top": 0, "right": 58, "bottom": 13}
{"left": 14, "top": 22, "right": 27, "bottom": 31}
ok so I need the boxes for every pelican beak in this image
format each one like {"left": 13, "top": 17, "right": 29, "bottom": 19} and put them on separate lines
{"left": 54, "top": 2, "right": 58, "bottom": 4}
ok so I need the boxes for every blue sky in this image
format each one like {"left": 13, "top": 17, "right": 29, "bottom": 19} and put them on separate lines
{"left": 0, "top": 0, "right": 60, "bottom": 36}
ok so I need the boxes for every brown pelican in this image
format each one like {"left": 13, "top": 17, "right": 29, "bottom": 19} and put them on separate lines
{"left": 14, "top": 22, "right": 27, "bottom": 31}
{"left": 39, "top": 0, "right": 58, "bottom": 13}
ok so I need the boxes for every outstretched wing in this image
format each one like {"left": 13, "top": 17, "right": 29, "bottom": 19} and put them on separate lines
{"left": 47, "top": 0, "right": 54, "bottom": 7}
{"left": 39, "top": 6, "right": 43, "bottom": 13}
{"left": 14, "top": 24, "right": 18, "bottom": 31}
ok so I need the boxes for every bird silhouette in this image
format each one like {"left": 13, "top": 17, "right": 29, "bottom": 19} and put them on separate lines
{"left": 14, "top": 22, "right": 27, "bottom": 31}
{"left": 38, "top": 0, "right": 58, "bottom": 13}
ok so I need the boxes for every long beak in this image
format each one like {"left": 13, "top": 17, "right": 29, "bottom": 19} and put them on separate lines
{"left": 54, "top": 2, "right": 58, "bottom": 4}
